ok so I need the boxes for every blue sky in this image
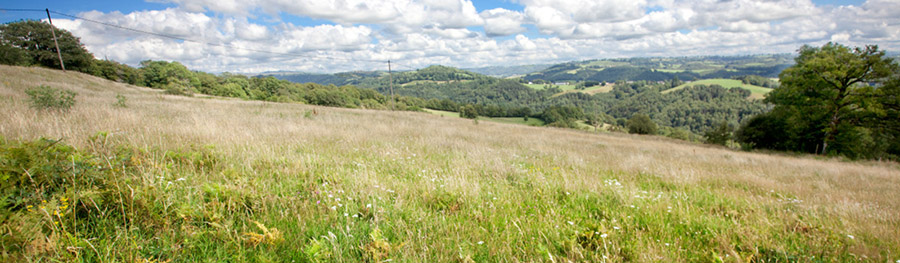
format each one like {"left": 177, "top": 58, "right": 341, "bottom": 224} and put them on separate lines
{"left": 2, "top": 0, "right": 897, "bottom": 73}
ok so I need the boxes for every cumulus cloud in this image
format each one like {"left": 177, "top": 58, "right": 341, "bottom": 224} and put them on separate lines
{"left": 480, "top": 8, "right": 527, "bottom": 37}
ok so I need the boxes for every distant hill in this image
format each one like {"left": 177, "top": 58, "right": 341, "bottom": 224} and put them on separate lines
{"left": 524, "top": 55, "right": 794, "bottom": 83}
{"left": 664, "top": 79, "right": 773, "bottom": 100}
{"left": 464, "top": 64, "right": 552, "bottom": 78}
{"left": 261, "top": 71, "right": 385, "bottom": 86}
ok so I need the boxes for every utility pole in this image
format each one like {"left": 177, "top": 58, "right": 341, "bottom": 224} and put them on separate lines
{"left": 45, "top": 9, "right": 65, "bottom": 71}
{"left": 388, "top": 60, "right": 394, "bottom": 111}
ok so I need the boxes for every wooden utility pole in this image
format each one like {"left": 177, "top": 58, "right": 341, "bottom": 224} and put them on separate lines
{"left": 388, "top": 60, "right": 394, "bottom": 111}
{"left": 45, "top": 9, "right": 65, "bottom": 71}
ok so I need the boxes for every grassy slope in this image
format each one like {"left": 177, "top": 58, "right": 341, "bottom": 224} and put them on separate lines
{"left": 665, "top": 79, "right": 773, "bottom": 99}
{"left": 424, "top": 109, "right": 546, "bottom": 126}
{"left": 2, "top": 65, "right": 899, "bottom": 262}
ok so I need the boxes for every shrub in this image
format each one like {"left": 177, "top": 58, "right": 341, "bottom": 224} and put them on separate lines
{"left": 25, "top": 85, "right": 76, "bottom": 111}
{"left": 704, "top": 121, "right": 732, "bottom": 146}
{"left": 627, "top": 113, "right": 657, "bottom": 135}
{"left": 113, "top": 94, "right": 127, "bottom": 108}
{"left": 460, "top": 104, "right": 478, "bottom": 119}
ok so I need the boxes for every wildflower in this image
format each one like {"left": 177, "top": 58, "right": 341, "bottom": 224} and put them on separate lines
{"left": 352, "top": 214, "right": 359, "bottom": 218}
{"left": 613, "top": 226, "right": 620, "bottom": 230}
{"left": 477, "top": 241, "right": 484, "bottom": 245}
{"left": 60, "top": 197, "right": 68, "bottom": 202}
{"left": 567, "top": 221, "right": 574, "bottom": 225}
{"left": 600, "top": 233, "right": 608, "bottom": 238}
{"left": 847, "top": 235, "right": 855, "bottom": 240}
{"left": 366, "top": 204, "right": 372, "bottom": 208}
{"left": 344, "top": 213, "right": 349, "bottom": 217}
{"left": 176, "top": 177, "right": 186, "bottom": 182}
{"left": 665, "top": 243, "right": 670, "bottom": 246}
{"left": 330, "top": 206, "right": 337, "bottom": 210}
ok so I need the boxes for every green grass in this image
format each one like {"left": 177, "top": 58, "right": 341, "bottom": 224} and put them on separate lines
{"left": 665, "top": 78, "right": 773, "bottom": 99}
{"left": 526, "top": 83, "right": 577, "bottom": 91}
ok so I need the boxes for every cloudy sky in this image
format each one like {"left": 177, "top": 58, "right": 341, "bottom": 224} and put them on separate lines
{"left": 2, "top": 0, "right": 898, "bottom": 73}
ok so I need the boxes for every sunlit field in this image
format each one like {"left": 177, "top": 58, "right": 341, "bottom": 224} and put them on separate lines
{"left": 2, "top": 65, "right": 898, "bottom": 262}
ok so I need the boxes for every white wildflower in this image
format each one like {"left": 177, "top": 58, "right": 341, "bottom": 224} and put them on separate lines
{"left": 477, "top": 241, "right": 484, "bottom": 245}
{"left": 600, "top": 233, "right": 608, "bottom": 238}
{"left": 847, "top": 235, "right": 854, "bottom": 240}
{"left": 567, "top": 221, "right": 574, "bottom": 225}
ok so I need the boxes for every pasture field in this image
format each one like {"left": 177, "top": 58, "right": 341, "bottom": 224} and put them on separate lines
{"left": 666, "top": 78, "right": 773, "bottom": 99}
{"left": 525, "top": 83, "right": 577, "bottom": 91}
{"left": 1, "top": 65, "right": 898, "bottom": 262}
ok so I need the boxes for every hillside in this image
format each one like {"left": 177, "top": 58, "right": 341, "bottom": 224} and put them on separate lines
{"left": 664, "top": 79, "right": 773, "bottom": 100}
{"left": 2, "top": 65, "right": 898, "bottom": 261}
{"left": 524, "top": 55, "right": 794, "bottom": 83}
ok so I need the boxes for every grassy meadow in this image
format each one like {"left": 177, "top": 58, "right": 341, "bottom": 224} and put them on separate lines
{"left": 2, "top": 65, "right": 900, "bottom": 262}
{"left": 665, "top": 79, "right": 772, "bottom": 100}
{"left": 424, "top": 109, "right": 547, "bottom": 126}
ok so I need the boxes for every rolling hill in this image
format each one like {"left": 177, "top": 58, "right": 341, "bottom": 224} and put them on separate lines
{"left": 2, "top": 65, "right": 898, "bottom": 261}
{"left": 523, "top": 55, "right": 794, "bottom": 83}
{"left": 664, "top": 78, "right": 773, "bottom": 100}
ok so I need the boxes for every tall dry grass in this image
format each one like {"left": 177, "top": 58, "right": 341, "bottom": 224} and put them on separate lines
{"left": 1, "top": 65, "right": 898, "bottom": 261}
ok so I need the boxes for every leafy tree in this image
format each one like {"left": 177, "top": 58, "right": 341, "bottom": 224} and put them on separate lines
{"left": 0, "top": 20, "right": 94, "bottom": 72}
{"left": 766, "top": 43, "right": 898, "bottom": 155}
{"left": 627, "top": 113, "right": 657, "bottom": 135}
{"left": 460, "top": 104, "right": 478, "bottom": 119}
{"left": 0, "top": 42, "right": 28, "bottom": 65}
{"left": 704, "top": 121, "right": 732, "bottom": 146}
{"left": 541, "top": 106, "right": 584, "bottom": 128}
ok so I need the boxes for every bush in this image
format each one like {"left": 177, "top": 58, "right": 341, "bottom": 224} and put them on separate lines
{"left": 113, "top": 94, "right": 127, "bottom": 108}
{"left": 627, "top": 113, "right": 657, "bottom": 135}
{"left": 25, "top": 85, "right": 76, "bottom": 111}
{"left": 460, "top": 104, "right": 478, "bottom": 119}
{"left": 704, "top": 121, "right": 732, "bottom": 146}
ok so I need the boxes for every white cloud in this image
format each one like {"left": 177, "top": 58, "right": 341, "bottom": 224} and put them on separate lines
{"left": 480, "top": 8, "right": 527, "bottom": 37}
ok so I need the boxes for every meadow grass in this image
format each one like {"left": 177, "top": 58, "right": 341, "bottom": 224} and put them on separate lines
{"left": 665, "top": 79, "right": 772, "bottom": 99}
{"left": 425, "top": 109, "right": 546, "bottom": 126}
{"left": 1, "top": 65, "right": 899, "bottom": 262}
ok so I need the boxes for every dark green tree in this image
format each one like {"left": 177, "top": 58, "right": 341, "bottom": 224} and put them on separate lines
{"left": 704, "top": 121, "right": 732, "bottom": 146}
{"left": 627, "top": 113, "right": 657, "bottom": 135}
{"left": 766, "top": 43, "right": 898, "bottom": 155}
{"left": 460, "top": 104, "right": 478, "bottom": 119}
{"left": 0, "top": 20, "right": 94, "bottom": 72}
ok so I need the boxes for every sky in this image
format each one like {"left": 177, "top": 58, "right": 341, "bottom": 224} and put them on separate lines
{"left": 1, "top": 0, "right": 898, "bottom": 73}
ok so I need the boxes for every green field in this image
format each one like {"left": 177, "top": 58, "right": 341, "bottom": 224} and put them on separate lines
{"left": 665, "top": 78, "right": 773, "bottom": 99}
{"left": 2, "top": 66, "right": 898, "bottom": 262}
{"left": 526, "top": 83, "right": 577, "bottom": 91}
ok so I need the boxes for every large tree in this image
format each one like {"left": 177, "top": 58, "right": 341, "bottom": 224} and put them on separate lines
{"left": 0, "top": 20, "right": 94, "bottom": 72}
{"left": 766, "top": 43, "right": 898, "bottom": 154}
